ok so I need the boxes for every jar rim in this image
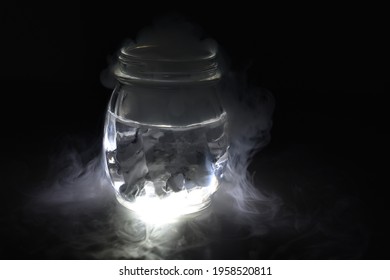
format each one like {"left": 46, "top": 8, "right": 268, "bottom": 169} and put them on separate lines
{"left": 114, "top": 44, "right": 221, "bottom": 84}
{"left": 120, "top": 45, "right": 216, "bottom": 62}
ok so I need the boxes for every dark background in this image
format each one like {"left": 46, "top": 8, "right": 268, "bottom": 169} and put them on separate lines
{"left": 0, "top": 3, "right": 386, "bottom": 259}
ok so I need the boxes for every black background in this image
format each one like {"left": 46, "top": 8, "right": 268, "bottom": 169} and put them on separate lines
{"left": 0, "top": 3, "right": 386, "bottom": 259}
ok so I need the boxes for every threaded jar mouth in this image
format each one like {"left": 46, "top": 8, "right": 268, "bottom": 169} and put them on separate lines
{"left": 114, "top": 44, "right": 221, "bottom": 84}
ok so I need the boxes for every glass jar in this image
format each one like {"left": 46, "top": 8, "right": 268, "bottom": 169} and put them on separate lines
{"left": 103, "top": 42, "right": 228, "bottom": 217}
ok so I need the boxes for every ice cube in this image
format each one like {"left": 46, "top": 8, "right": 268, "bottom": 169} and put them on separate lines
{"left": 166, "top": 173, "right": 185, "bottom": 192}
{"left": 119, "top": 178, "right": 146, "bottom": 201}
{"left": 194, "top": 174, "right": 213, "bottom": 187}
{"left": 184, "top": 179, "right": 196, "bottom": 190}
{"left": 115, "top": 126, "right": 149, "bottom": 187}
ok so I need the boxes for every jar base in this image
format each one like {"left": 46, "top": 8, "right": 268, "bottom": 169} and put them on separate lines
{"left": 115, "top": 191, "right": 213, "bottom": 222}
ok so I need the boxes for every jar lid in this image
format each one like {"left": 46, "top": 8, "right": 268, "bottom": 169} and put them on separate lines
{"left": 114, "top": 44, "right": 221, "bottom": 84}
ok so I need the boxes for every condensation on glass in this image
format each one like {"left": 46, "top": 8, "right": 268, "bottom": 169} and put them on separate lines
{"left": 103, "top": 41, "right": 228, "bottom": 216}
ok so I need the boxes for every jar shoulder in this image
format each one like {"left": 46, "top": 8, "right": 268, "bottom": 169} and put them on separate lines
{"left": 108, "top": 83, "right": 225, "bottom": 126}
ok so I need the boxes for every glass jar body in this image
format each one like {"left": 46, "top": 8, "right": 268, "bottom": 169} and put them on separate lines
{"left": 103, "top": 81, "right": 228, "bottom": 215}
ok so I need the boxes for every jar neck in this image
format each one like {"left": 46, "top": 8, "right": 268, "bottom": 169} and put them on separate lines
{"left": 114, "top": 66, "right": 221, "bottom": 86}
